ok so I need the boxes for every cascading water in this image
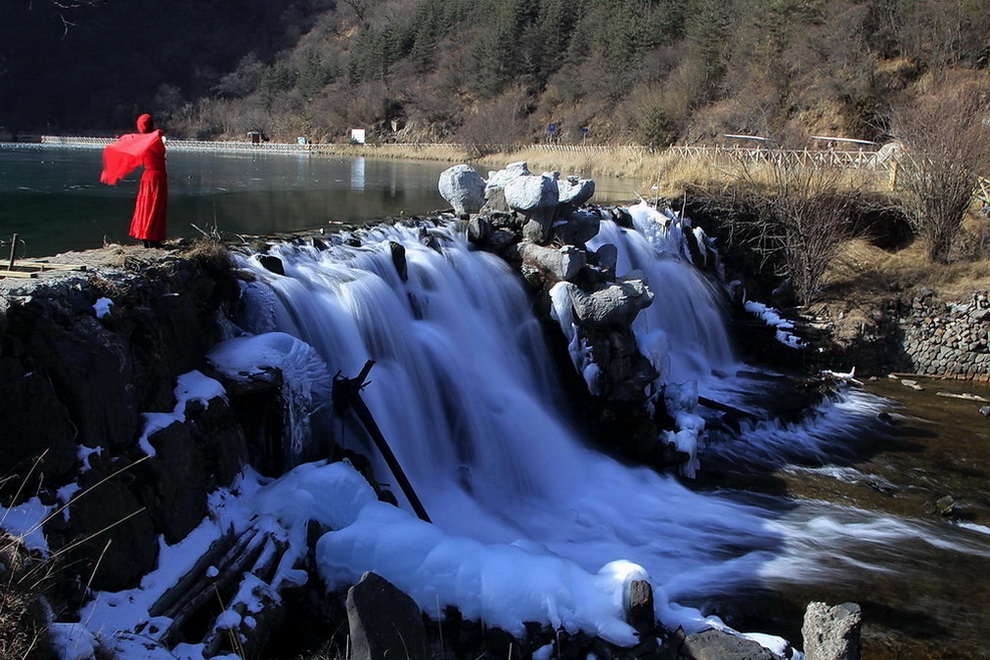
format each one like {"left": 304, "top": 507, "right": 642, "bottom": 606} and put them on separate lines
{"left": 231, "top": 210, "right": 988, "bottom": 647}
{"left": 234, "top": 221, "right": 784, "bottom": 623}
{"left": 588, "top": 203, "right": 736, "bottom": 385}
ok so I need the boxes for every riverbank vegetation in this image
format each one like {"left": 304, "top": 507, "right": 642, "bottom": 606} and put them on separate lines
{"left": 5, "top": 0, "right": 990, "bottom": 150}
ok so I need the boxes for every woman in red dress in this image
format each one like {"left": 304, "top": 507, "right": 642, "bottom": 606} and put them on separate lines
{"left": 100, "top": 113, "right": 168, "bottom": 248}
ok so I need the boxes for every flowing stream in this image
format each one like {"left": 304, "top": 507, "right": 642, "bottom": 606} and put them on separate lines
{"left": 232, "top": 211, "right": 989, "bottom": 657}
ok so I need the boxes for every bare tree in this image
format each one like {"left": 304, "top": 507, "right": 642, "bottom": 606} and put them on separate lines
{"left": 340, "top": 0, "right": 369, "bottom": 24}
{"left": 892, "top": 82, "right": 990, "bottom": 263}
{"left": 722, "top": 152, "right": 858, "bottom": 306}
{"left": 457, "top": 93, "right": 528, "bottom": 159}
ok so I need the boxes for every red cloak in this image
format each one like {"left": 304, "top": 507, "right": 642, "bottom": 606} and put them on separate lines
{"left": 100, "top": 123, "right": 168, "bottom": 242}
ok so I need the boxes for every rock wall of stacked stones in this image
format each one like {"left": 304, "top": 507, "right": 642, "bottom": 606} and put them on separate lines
{"left": 899, "top": 291, "right": 990, "bottom": 380}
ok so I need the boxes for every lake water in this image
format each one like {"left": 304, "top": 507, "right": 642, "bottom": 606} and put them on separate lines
{"left": 0, "top": 145, "right": 637, "bottom": 259}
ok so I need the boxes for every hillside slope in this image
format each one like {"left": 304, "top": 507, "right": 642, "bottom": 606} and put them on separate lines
{"left": 3, "top": 0, "right": 989, "bottom": 145}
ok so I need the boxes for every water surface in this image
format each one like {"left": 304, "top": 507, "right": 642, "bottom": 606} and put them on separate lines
{"left": 0, "top": 146, "right": 636, "bottom": 258}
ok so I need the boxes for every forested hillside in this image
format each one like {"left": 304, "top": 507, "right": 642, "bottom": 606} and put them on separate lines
{"left": 3, "top": 0, "right": 989, "bottom": 145}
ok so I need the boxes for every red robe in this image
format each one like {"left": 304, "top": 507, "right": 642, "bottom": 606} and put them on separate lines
{"left": 100, "top": 129, "right": 168, "bottom": 242}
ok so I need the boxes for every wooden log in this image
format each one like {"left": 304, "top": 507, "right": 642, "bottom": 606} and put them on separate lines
{"left": 202, "top": 535, "right": 289, "bottom": 658}
{"left": 936, "top": 391, "right": 990, "bottom": 403}
{"left": 697, "top": 395, "right": 759, "bottom": 420}
{"left": 152, "top": 528, "right": 269, "bottom": 646}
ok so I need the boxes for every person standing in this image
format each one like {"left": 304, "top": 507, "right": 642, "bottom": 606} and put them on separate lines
{"left": 100, "top": 113, "right": 168, "bottom": 248}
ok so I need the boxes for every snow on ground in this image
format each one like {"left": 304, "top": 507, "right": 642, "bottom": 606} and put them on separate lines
{"left": 0, "top": 496, "right": 52, "bottom": 554}
{"left": 744, "top": 300, "right": 807, "bottom": 349}
{"left": 135, "top": 370, "right": 227, "bottom": 457}
{"left": 55, "top": 460, "right": 663, "bottom": 657}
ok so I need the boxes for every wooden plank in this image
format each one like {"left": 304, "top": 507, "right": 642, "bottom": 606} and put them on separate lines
{"left": 13, "top": 260, "right": 87, "bottom": 271}
{"left": 0, "top": 269, "right": 38, "bottom": 278}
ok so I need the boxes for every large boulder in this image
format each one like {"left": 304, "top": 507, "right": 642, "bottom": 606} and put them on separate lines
{"left": 438, "top": 165, "right": 487, "bottom": 215}
{"left": 503, "top": 172, "right": 559, "bottom": 212}
{"left": 555, "top": 209, "right": 602, "bottom": 246}
{"left": 142, "top": 421, "right": 209, "bottom": 545}
{"left": 26, "top": 313, "right": 138, "bottom": 448}
{"left": 59, "top": 467, "right": 159, "bottom": 591}
{"left": 0, "top": 362, "right": 78, "bottom": 491}
{"left": 485, "top": 160, "right": 531, "bottom": 190}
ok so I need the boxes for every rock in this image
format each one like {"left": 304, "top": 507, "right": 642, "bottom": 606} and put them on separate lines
{"left": 26, "top": 314, "right": 138, "bottom": 448}
{"left": 486, "top": 161, "right": 531, "bottom": 190}
{"left": 626, "top": 580, "right": 655, "bottom": 636}
{"left": 522, "top": 214, "right": 554, "bottom": 244}
{"left": 143, "top": 421, "right": 209, "bottom": 545}
{"left": 259, "top": 255, "right": 285, "bottom": 275}
{"left": 438, "top": 164, "right": 487, "bottom": 215}
{"left": 61, "top": 470, "right": 159, "bottom": 591}
{"left": 557, "top": 176, "right": 596, "bottom": 206}
{"left": 560, "top": 274, "right": 655, "bottom": 330}
{"left": 585, "top": 244, "right": 617, "bottom": 275}
{"left": 389, "top": 241, "right": 408, "bottom": 282}
{"left": 346, "top": 572, "right": 428, "bottom": 660}
{"left": 591, "top": 329, "right": 659, "bottom": 401}
{"left": 467, "top": 215, "right": 493, "bottom": 244}
{"left": 518, "top": 242, "right": 586, "bottom": 281}
{"left": 934, "top": 494, "right": 956, "bottom": 516}
{"left": 503, "top": 172, "right": 559, "bottom": 212}
{"left": 0, "top": 368, "right": 78, "bottom": 492}
{"left": 980, "top": 405, "right": 990, "bottom": 416}
{"left": 555, "top": 209, "right": 601, "bottom": 246}
{"left": 682, "top": 628, "right": 781, "bottom": 659}
{"left": 802, "top": 601, "right": 862, "bottom": 660}
{"left": 481, "top": 185, "right": 511, "bottom": 214}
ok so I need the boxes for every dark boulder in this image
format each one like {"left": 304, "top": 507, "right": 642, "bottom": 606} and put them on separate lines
{"left": 346, "top": 572, "right": 428, "bottom": 660}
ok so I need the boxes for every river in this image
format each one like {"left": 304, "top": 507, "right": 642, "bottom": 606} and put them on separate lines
{"left": 0, "top": 144, "right": 635, "bottom": 258}
{"left": 700, "top": 376, "right": 990, "bottom": 659}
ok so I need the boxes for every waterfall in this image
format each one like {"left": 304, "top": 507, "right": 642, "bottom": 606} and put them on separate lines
{"left": 234, "top": 222, "right": 777, "bottom": 602}
{"left": 589, "top": 202, "right": 736, "bottom": 385}
{"left": 230, "top": 214, "right": 955, "bottom": 641}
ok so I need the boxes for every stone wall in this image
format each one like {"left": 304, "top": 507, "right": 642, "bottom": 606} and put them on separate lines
{"left": 898, "top": 290, "right": 990, "bottom": 381}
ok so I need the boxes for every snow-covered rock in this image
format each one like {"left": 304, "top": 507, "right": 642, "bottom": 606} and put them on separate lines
{"left": 438, "top": 164, "right": 487, "bottom": 215}
{"left": 558, "top": 273, "right": 655, "bottom": 330}
{"left": 557, "top": 176, "right": 596, "bottom": 206}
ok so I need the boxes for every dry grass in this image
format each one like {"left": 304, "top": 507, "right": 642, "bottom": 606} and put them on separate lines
{"left": 0, "top": 534, "right": 51, "bottom": 658}
{"left": 308, "top": 143, "right": 471, "bottom": 163}
{"left": 820, "top": 230, "right": 990, "bottom": 304}
{"left": 302, "top": 143, "right": 895, "bottom": 202}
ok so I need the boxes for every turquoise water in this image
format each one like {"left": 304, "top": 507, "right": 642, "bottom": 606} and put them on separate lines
{"left": 0, "top": 146, "right": 636, "bottom": 258}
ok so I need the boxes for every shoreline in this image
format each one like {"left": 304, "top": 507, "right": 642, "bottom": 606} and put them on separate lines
{"left": 5, "top": 136, "right": 891, "bottom": 198}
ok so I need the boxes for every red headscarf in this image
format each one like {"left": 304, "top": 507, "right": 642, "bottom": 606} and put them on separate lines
{"left": 136, "top": 113, "right": 155, "bottom": 133}
{"left": 100, "top": 114, "right": 162, "bottom": 185}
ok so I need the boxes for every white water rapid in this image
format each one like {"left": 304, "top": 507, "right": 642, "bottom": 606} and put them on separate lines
{"left": 230, "top": 210, "right": 987, "bottom": 645}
